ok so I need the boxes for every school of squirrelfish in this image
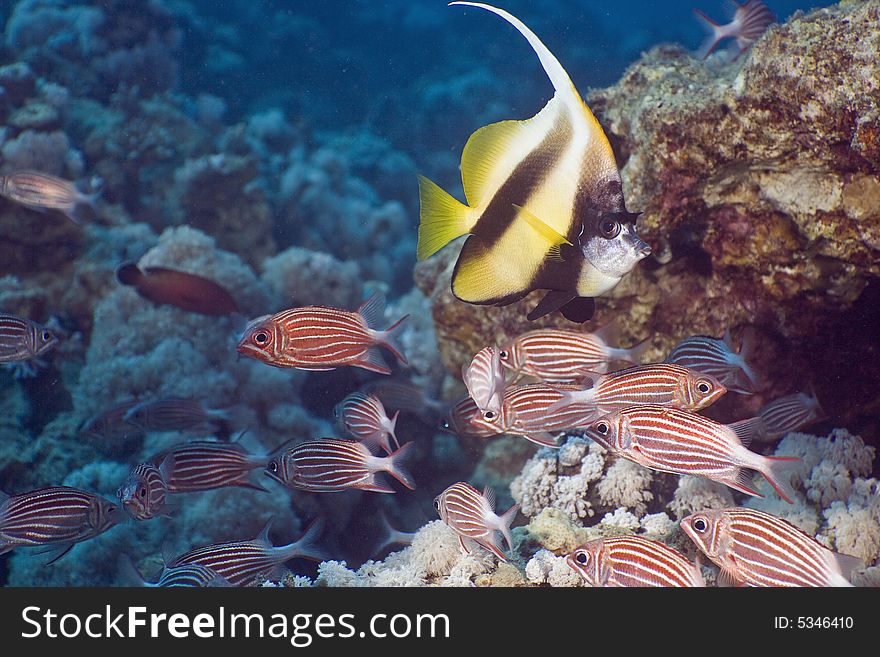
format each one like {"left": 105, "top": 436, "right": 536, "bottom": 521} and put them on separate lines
{"left": 0, "top": 0, "right": 869, "bottom": 589}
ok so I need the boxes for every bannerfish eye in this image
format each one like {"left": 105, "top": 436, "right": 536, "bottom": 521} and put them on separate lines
{"left": 696, "top": 380, "right": 712, "bottom": 394}
{"left": 595, "top": 421, "right": 609, "bottom": 435}
{"left": 575, "top": 551, "right": 588, "bottom": 564}
{"left": 692, "top": 517, "right": 708, "bottom": 533}
{"left": 253, "top": 331, "right": 270, "bottom": 345}
{"left": 599, "top": 217, "right": 621, "bottom": 239}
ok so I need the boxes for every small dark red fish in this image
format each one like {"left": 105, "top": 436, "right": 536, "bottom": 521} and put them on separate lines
{"left": 116, "top": 262, "right": 239, "bottom": 316}
{"left": 117, "top": 464, "right": 170, "bottom": 521}
{"left": 0, "top": 486, "right": 121, "bottom": 562}
{"left": 434, "top": 482, "right": 518, "bottom": 562}
{"left": 237, "top": 293, "right": 408, "bottom": 375}
{"left": 150, "top": 441, "right": 268, "bottom": 493}
{"left": 168, "top": 519, "right": 325, "bottom": 587}
{"left": 694, "top": 0, "right": 775, "bottom": 60}
{"left": 265, "top": 438, "right": 415, "bottom": 493}
{"left": 77, "top": 400, "right": 142, "bottom": 443}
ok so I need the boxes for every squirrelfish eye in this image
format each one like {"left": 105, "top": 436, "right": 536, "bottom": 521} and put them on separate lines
{"left": 484, "top": 410, "right": 497, "bottom": 421}
{"left": 499, "top": 349, "right": 509, "bottom": 360}
{"left": 41, "top": 330, "right": 52, "bottom": 342}
{"left": 599, "top": 217, "right": 621, "bottom": 239}
{"left": 595, "top": 421, "right": 610, "bottom": 435}
{"left": 433, "top": 498, "right": 441, "bottom": 511}
{"left": 696, "top": 380, "right": 712, "bottom": 395}
{"left": 253, "top": 331, "right": 270, "bottom": 345}
{"left": 138, "top": 487, "right": 147, "bottom": 499}
{"left": 575, "top": 551, "right": 588, "bottom": 565}
{"left": 692, "top": 516, "right": 708, "bottom": 533}
{"left": 268, "top": 461, "right": 278, "bottom": 474}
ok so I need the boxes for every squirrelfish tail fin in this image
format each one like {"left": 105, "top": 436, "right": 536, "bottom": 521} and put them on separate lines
{"left": 759, "top": 455, "right": 801, "bottom": 504}
{"left": 287, "top": 517, "right": 327, "bottom": 562}
{"left": 417, "top": 175, "right": 473, "bottom": 260}
{"left": 694, "top": 8, "right": 724, "bottom": 59}
{"left": 384, "top": 441, "right": 417, "bottom": 491}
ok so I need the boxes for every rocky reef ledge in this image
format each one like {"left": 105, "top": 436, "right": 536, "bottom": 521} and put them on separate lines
{"left": 415, "top": 0, "right": 880, "bottom": 439}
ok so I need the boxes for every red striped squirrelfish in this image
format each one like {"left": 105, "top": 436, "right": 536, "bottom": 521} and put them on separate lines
{"left": 0, "top": 170, "right": 98, "bottom": 223}
{"left": 548, "top": 363, "right": 726, "bottom": 416}
{"left": 118, "top": 555, "right": 231, "bottom": 588}
{"left": 123, "top": 398, "right": 230, "bottom": 433}
{"left": 467, "top": 383, "right": 597, "bottom": 447}
{"left": 665, "top": 329, "right": 761, "bottom": 394}
{"left": 756, "top": 389, "right": 826, "bottom": 441}
{"left": 237, "top": 293, "right": 408, "bottom": 375}
{"left": 0, "top": 486, "right": 121, "bottom": 562}
{"left": 434, "top": 482, "right": 519, "bottom": 561}
{"left": 265, "top": 438, "right": 415, "bottom": 493}
{"left": 168, "top": 519, "right": 325, "bottom": 587}
{"left": 77, "top": 400, "right": 141, "bottom": 444}
{"left": 0, "top": 312, "right": 58, "bottom": 363}
{"left": 694, "top": 0, "right": 775, "bottom": 60}
{"left": 440, "top": 396, "right": 501, "bottom": 439}
{"left": 117, "top": 463, "right": 170, "bottom": 521}
{"left": 150, "top": 441, "right": 268, "bottom": 493}
{"left": 566, "top": 536, "right": 705, "bottom": 587}
{"left": 681, "top": 507, "right": 862, "bottom": 587}
{"left": 334, "top": 392, "right": 399, "bottom": 454}
{"left": 584, "top": 406, "right": 799, "bottom": 503}
{"left": 116, "top": 263, "right": 239, "bottom": 316}
{"left": 462, "top": 346, "right": 506, "bottom": 417}
{"left": 499, "top": 324, "right": 649, "bottom": 385}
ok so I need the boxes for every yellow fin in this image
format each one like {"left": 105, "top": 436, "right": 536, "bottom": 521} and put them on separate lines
{"left": 461, "top": 118, "right": 548, "bottom": 207}
{"left": 417, "top": 175, "right": 474, "bottom": 260}
{"left": 512, "top": 204, "right": 572, "bottom": 246}
{"left": 452, "top": 235, "right": 537, "bottom": 304}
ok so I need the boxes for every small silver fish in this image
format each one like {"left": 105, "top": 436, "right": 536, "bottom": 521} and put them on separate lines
{"left": 0, "top": 170, "right": 98, "bottom": 223}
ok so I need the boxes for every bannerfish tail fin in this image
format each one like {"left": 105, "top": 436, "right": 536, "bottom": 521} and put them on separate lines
{"left": 417, "top": 175, "right": 474, "bottom": 260}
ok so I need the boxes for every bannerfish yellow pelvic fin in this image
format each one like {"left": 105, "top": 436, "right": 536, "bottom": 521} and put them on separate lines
{"left": 416, "top": 2, "right": 651, "bottom": 323}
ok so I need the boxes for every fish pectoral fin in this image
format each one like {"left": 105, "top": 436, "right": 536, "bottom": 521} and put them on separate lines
{"left": 521, "top": 432, "right": 561, "bottom": 448}
{"left": 559, "top": 297, "right": 596, "bottom": 323}
{"left": 526, "top": 290, "right": 575, "bottom": 322}
{"left": 417, "top": 175, "right": 474, "bottom": 260}
{"left": 511, "top": 204, "right": 572, "bottom": 248}
{"left": 353, "top": 347, "right": 393, "bottom": 376}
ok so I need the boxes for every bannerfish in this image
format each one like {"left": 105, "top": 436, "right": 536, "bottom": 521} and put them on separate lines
{"left": 681, "top": 507, "right": 862, "bottom": 587}
{"left": 566, "top": 536, "right": 705, "bottom": 587}
{"left": 694, "top": 0, "right": 775, "bottom": 61}
{"left": 0, "top": 170, "right": 98, "bottom": 224}
{"left": 416, "top": 2, "right": 651, "bottom": 323}
{"left": 116, "top": 262, "right": 239, "bottom": 316}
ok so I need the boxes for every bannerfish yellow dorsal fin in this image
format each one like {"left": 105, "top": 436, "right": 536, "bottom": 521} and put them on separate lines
{"left": 449, "top": 1, "right": 616, "bottom": 170}
{"left": 511, "top": 204, "right": 572, "bottom": 247}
